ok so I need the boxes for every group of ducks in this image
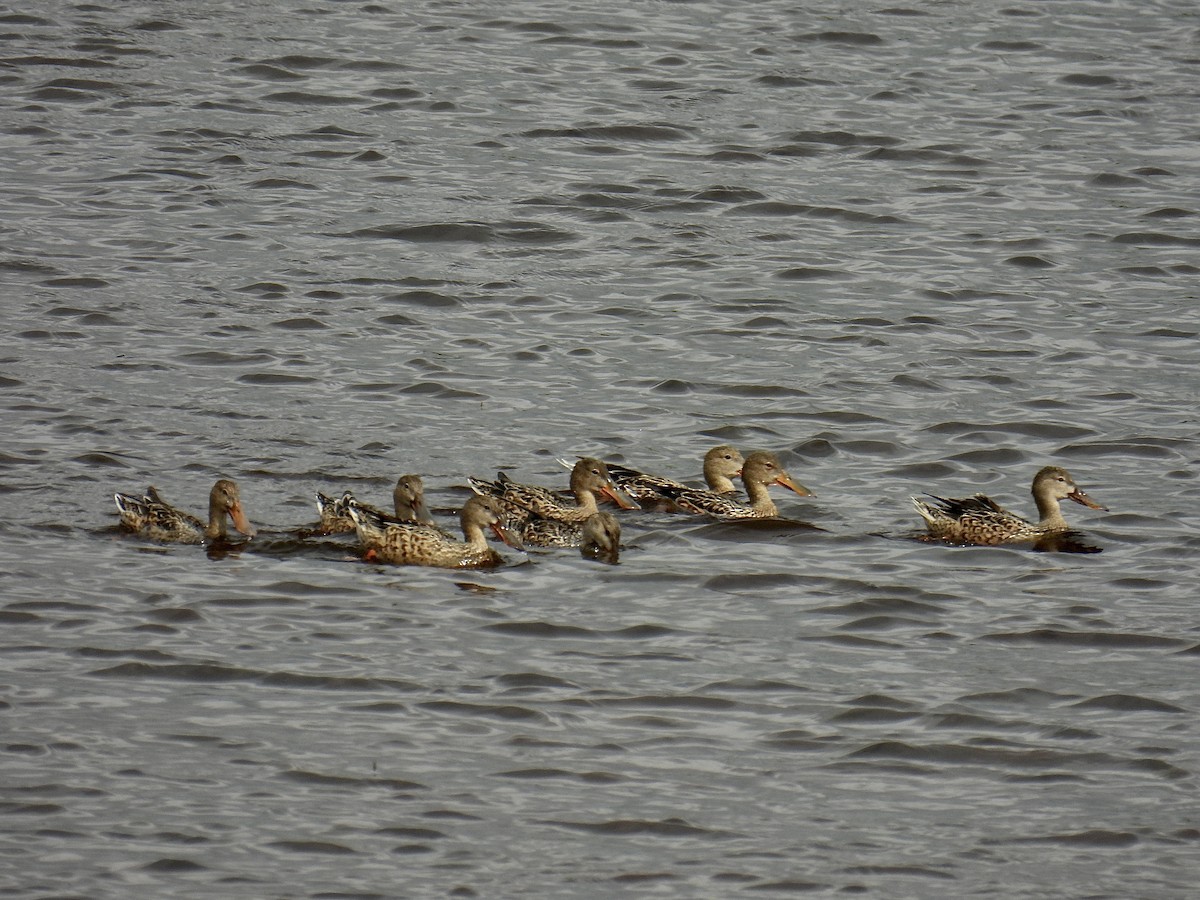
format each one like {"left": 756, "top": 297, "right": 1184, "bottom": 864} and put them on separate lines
{"left": 113, "top": 445, "right": 1108, "bottom": 568}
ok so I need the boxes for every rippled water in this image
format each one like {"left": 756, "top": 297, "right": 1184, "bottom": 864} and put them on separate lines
{"left": 2, "top": 1, "right": 1198, "bottom": 897}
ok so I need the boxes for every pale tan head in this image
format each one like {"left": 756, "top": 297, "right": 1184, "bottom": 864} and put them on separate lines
{"left": 571, "top": 457, "right": 639, "bottom": 510}
{"left": 702, "top": 445, "right": 744, "bottom": 485}
{"left": 741, "top": 451, "right": 812, "bottom": 497}
{"left": 394, "top": 474, "right": 433, "bottom": 524}
{"left": 463, "top": 494, "right": 523, "bottom": 549}
{"left": 1032, "top": 466, "right": 1106, "bottom": 511}
{"left": 208, "top": 479, "right": 255, "bottom": 538}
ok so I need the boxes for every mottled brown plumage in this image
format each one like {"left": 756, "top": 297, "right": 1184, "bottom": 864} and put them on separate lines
{"left": 315, "top": 474, "right": 433, "bottom": 534}
{"left": 603, "top": 445, "right": 745, "bottom": 503}
{"left": 115, "top": 479, "right": 255, "bottom": 543}
{"left": 912, "top": 465, "right": 1107, "bottom": 545}
{"left": 519, "top": 516, "right": 587, "bottom": 548}
{"left": 469, "top": 457, "right": 638, "bottom": 527}
{"left": 348, "top": 494, "right": 519, "bottom": 568}
{"left": 580, "top": 512, "right": 621, "bottom": 563}
{"left": 513, "top": 508, "right": 623, "bottom": 554}
{"left": 659, "top": 451, "right": 812, "bottom": 519}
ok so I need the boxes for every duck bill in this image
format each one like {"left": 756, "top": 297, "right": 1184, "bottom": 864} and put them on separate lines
{"left": 1068, "top": 488, "right": 1107, "bottom": 511}
{"left": 601, "top": 484, "right": 640, "bottom": 510}
{"left": 775, "top": 475, "right": 814, "bottom": 498}
{"left": 229, "top": 502, "right": 257, "bottom": 537}
{"left": 491, "top": 522, "right": 524, "bottom": 550}
{"left": 412, "top": 498, "right": 435, "bottom": 525}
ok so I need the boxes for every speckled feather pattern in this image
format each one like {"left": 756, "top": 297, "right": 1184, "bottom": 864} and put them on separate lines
{"left": 469, "top": 457, "right": 636, "bottom": 525}
{"left": 348, "top": 495, "right": 511, "bottom": 568}
{"left": 115, "top": 479, "right": 254, "bottom": 544}
{"left": 912, "top": 466, "right": 1106, "bottom": 545}
{"left": 659, "top": 451, "right": 811, "bottom": 519}
{"left": 605, "top": 444, "right": 745, "bottom": 503}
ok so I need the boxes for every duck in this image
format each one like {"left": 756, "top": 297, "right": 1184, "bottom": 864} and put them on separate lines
{"left": 468, "top": 457, "right": 639, "bottom": 528}
{"left": 518, "top": 516, "right": 589, "bottom": 549}
{"left": 348, "top": 494, "right": 520, "bottom": 568}
{"left": 580, "top": 511, "right": 621, "bottom": 563}
{"left": 912, "top": 465, "right": 1107, "bottom": 545}
{"left": 315, "top": 474, "right": 434, "bottom": 534}
{"left": 657, "top": 450, "right": 812, "bottom": 519}
{"left": 513, "top": 507, "right": 623, "bottom": 553}
{"left": 114, "top": 479, "right": 255, "bottom": 543}
{"left": 602, "top": 444, "right": 745, "bottom": 503}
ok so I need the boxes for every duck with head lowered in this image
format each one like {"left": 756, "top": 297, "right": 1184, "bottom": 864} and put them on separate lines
{"left": 579, "top": 511, "right": 621, "bottom": 564}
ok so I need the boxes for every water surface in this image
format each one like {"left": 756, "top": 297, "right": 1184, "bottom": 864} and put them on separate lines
{"left": 2, "top": 1, "right": 1198, "bottom": 897}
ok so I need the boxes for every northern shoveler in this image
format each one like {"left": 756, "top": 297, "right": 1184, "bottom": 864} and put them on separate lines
{"left": 114, "top": 479, "right": 255, "bottom": 543}
{"left": 392, "top": 474, "right": 434, "bottom": 523}
{"left": 658, "top": 450, "right": 812, "bottom": 518}
{"left": 518, "top": 516, "right": 586, "bottom": 548}
{"left": 912, "top": 465, "right": 1107, "bottom": 545}
{"left": 348, "top": 494, "right": 520, "bottom": 568}
{"left": 315, "top": 474, "right": 434, "bottom": 534}
{"left": 468, "top": 457, "right": 639, "bottom": 527}
{"left": 580, "top": 511, "right": 621, "bottom": 563}
{"left": 603, "top": 444, "right": 745, "bottom": 503}
{"left": 513, "top": 507, "right": 623, "bottom": 555}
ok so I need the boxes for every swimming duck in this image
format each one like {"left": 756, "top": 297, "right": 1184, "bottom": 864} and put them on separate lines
{"left": 580, "top": 511, "right": 621, "bottom": 563}
{"left": 658, "top": 450, "right": 812, "bottom": 519}
{"left": 912, "top": 465, "right": 1107, "bottom": 545}
{"left": 517, "top": 516, "right": 588, "bottom": 548}
{"left": 468, "top": 457, "right": 639, "bottom": 527}
{"left": 314, "top": 490, "right": 357, "bottom": 533}
{"left": 603, "top": 445, "right": 745, "bottom": 502}
{"left": 114, "top": 479, "right": 255, "bottom": 543}
{"left": 315, "top": 474, "right": 434, "bottom": 534}
{"left": 513, "top": 507, "right": 623, "bottom": 553}
{"left": 348, "top": 494, "right": 520, "bottom": 568}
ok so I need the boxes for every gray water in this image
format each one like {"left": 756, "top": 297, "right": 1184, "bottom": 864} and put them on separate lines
{"left": 2, "top": 1, "right": 1198, "bottom": 897}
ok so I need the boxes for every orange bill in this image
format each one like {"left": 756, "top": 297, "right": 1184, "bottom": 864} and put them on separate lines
{"left": 411, "top": 498, "right": 434, "bottom": 524}
{"left": 229, "top": 502, "right": 257, "bottom": 537}
{"left": 491, "top": 522, "right": 524, "bottom": 551}
{"left": 601, "top": 483, "right": 640, "bottom": 510}
{"left": 775, "top": 474, "right": 814, "bottom": 498}
{"left": 1068, "top": 488, "right": 1107, "bottom": 511}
